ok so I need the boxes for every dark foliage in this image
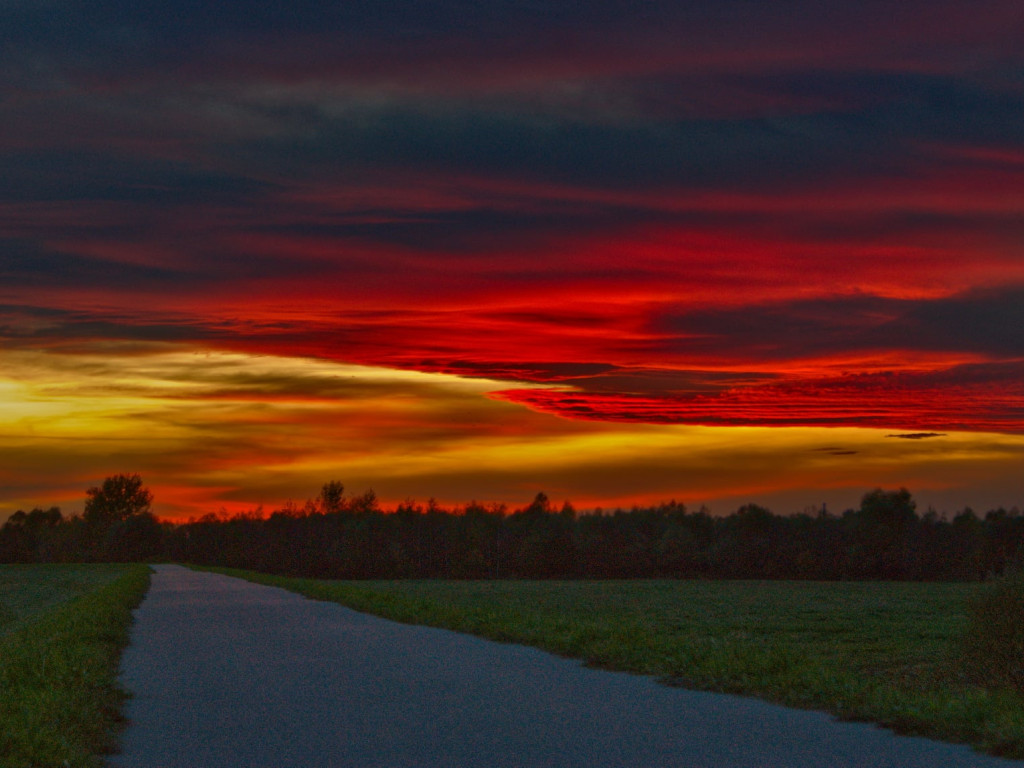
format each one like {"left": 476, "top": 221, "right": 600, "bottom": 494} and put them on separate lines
{"left": 3, "top": 483, "right": 1024, "bottom": 580}
{"left": 0, "top": 506, "right": 64, "bottom": 563}
{"left": 83, "top": 473, "right": 153, "bottom": 529}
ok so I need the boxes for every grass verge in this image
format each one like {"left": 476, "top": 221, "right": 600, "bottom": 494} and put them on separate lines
{"left": 957, "top": 574, "right": 1024, "bottom": 694}
{"left": 0, "top": 564, "right": 151, "bottom": 768}
{"left": 198, "top": 567, "right": 1024, "bottom": 760}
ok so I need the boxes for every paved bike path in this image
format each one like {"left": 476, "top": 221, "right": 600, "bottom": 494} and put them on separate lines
{"left": 112, "top": 565, "right": 1022, "bottom": 767}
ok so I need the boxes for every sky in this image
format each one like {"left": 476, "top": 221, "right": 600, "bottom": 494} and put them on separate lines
{"left": 2, "top": 1, "right": 1024, "bottom": 521}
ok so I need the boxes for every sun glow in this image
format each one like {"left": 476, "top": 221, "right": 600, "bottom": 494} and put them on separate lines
{"left": 3, "top": 343, "right": 1023, "bottom": 521}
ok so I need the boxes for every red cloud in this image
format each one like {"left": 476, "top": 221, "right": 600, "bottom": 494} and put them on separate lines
{"left": 492, "top": 364, "right": 1024, "bottom": 433}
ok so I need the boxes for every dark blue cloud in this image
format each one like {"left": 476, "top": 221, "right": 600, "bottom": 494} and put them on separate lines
{"left": 5, "top": 0, "right": 1021, "bottom": 90}
{"left": 657, "top": 287, "right": 1024, "bottom": 361}
{"left": 4, "top": 0, "right": 1023, "bottom": 203}
{"left": 182, "top": 67, "right": 1022, "bottom": 197}
{"left": 0, "top": 240, "right": 175, "bottom": 288}
{"left": 0, "top": 150, "right": 272, "bottom": 204}
{"left": 0, "top": 232, "right": 327, "bottom": 293}
{"left": 0, "top": 303, "right": 216, "bottom": 345}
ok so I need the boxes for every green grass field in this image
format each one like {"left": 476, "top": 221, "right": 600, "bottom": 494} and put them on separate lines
{"left": 0, "top": 563, "right": 151, "bottom": 768}
{"left": 206, "top": 569, "right": 1024, "bottom": 759}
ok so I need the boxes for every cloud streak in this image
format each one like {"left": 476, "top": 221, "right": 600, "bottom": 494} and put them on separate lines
{"left": 493, "top": 363, "right": 1024, "bottom": 432}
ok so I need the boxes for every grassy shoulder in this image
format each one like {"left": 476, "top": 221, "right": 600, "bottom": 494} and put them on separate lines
{"left": 199, "top": 567, "right": 1024, "bottom": 759}
{"left": 0, "top": 563, "right": 151, "bottom": 768}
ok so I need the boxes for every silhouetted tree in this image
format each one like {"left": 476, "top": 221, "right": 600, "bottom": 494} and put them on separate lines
{"left": 319, "top": 480, "right": 346, "bottom": 514}
{"left": 84, "top": 474, "right": 153, "bottom": 528}
{"left": 848, "top": 488, "right": 918, "bottom": 579}
{"left": 9, "top": 476, "right": 1024, "bottom": 579}
{"left": 0, "top": 507, "right": 63, "bottom": 562}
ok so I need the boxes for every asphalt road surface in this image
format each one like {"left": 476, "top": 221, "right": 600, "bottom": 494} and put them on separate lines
{"left": 112, "top": 565, "right": 1023, "bottom": 767}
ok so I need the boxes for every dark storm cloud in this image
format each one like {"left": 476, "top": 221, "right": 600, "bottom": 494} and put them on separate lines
{"left": 3, "top": 0, "right": 1023, "bottom": 213}
{"left": 0, "top": 231, "right": 324, "bottom": 294}
{"left": 0, "top": 0, "right": 811, "bottom": 76}
{"left": 0, "top": 239, "right": 177, "bottom": 288}
{"left": 0, "top": 303, "right": 218, "bottom": 346}
{"left": 249, "top": 208, "right": 619, "bottom": 254}
{"left": 228, "top": 106, "right": 876, "bottom": 191}
{"left": 158, "top": 69, "right": 1023, "bottom": 202}
{"left": 492, "top": 359, "right": 1024, "bottom": 432}
{"left": 894, "top": 290, "right": 1024, "bottom": 356}
{"left": 6, "top": 1, "right": 1022, "bottom": 80}
{"left": 245, "top": 200, "right": 739, "bottom": 258}
{"left": 658, "top": 287, "right": 1024, "bottom": 361}
{"left": 0, "top": 150, "right": 272, "bottom": 204}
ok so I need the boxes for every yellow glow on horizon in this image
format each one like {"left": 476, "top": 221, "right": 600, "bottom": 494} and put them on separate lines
{"left": 2, "top": 343, "right": 1023, "bottom": 521}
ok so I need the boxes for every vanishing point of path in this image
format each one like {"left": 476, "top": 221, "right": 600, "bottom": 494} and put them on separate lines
{"left": 113, "top": 565, "right": 1023, "bottom": 768}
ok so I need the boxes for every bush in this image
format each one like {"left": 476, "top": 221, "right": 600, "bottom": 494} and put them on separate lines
{"left": 957, "top": 574, "right": 1024, "bottom": 692}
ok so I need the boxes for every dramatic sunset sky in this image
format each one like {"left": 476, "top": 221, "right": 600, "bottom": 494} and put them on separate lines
{"left": 3, "top": 1, "right": 1024, "bottom": 520}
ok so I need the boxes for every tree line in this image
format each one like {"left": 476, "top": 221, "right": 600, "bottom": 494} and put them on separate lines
{"left": 2, "top": 475, "right": 1023, "bottom": 580}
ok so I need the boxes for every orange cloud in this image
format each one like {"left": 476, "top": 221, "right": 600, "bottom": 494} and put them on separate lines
{"left": 3, "top": 344, "right": 1024, "bottom": 523}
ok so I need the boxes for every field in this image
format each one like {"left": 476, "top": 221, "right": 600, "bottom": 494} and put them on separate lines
{"left": 0, "top": 564, "right": 130, "bottom": 635}
{"left": 208, "top": 570, "right": 1024, "bottom": 759}
{"left": 0, "top": 563, "right": 151, "bottom": 768}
